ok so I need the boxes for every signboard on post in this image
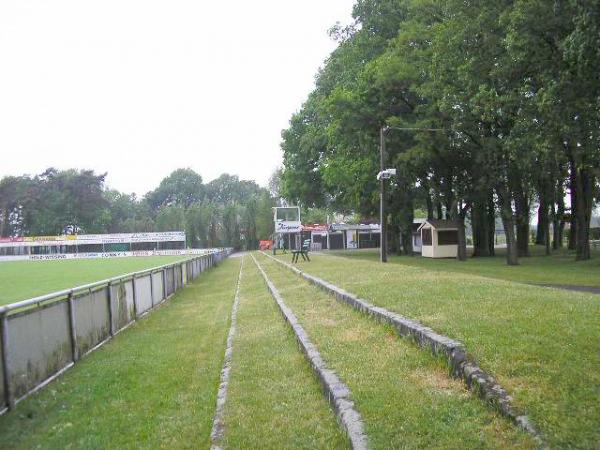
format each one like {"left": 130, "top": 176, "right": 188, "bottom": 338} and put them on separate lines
{"left": 275, "top": 221, "right": 302, "bottom": 233}
{"left": 273, "top": 206, "right": 302, "bottom": 234}
{"left": 273, "top": 207, "right": 300, "bottom": 222}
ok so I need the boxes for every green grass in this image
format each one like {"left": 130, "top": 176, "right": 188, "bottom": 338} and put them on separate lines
{"left": 274, "top": 252, "right": 600, "bottom": 449}
{"left": 256, "top": 253, "right": 534, "bottom": 449}
{"left": 0, "top": 258, "right": 240, "bottom": 449}
{"left": 0, "top": 256, "right": 191, "bottom": 305}
{"left": 221, "top": 257, "right": 348, "bottom": 448}
{"left": 331, "top": 246, "right": 600, "bottom": 287}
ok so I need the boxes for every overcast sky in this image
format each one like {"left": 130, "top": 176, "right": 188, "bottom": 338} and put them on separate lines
{"left": 0, "top": 0, "right": 355, "bottom": 196}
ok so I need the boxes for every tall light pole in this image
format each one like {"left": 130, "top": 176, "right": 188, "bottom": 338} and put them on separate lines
{"left": 379, "top": 126, "right": 388, "bottom": 263}
{"left": 379, "top": 125, "right": 444, "bottom": 263}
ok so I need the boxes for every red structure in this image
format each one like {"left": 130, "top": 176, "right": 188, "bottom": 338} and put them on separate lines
{"left": 259, "top": 240, "right": 273, "bottom": 250}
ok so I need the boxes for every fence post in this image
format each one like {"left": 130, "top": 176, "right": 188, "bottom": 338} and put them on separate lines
{"left": 172, "top": 266, "right": 176, "bottom": 294}
{"left": 162, "top": 269, "right": 167, "bottom": 301}
{"left": 149, "top": 272, "right": 154, "bottom": 307}
{"left": 181, "top": 263, "right": 185, "bottom": 286}
{"left": 107, "top": 282, "right": 114, "bottom": 336}
{"left": 1, "top": 312, "right": 14, "bottom": 410}
{"left": 132, "top": 275, "right": 138, "bottom": 319}
{"left": 67, "top": 291, "right": 79, "bottom": 362}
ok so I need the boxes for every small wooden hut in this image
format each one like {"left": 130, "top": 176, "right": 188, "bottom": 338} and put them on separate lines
{"left": 417, "top": 219, "right": 460, "bottom": 258}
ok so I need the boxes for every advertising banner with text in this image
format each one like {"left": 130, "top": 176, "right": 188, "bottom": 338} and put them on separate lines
{"left": 0, "top": 248, "right": 210, "bottom": 262}
{"left": 275, "top": 221, "right": 302, "bottom": 234}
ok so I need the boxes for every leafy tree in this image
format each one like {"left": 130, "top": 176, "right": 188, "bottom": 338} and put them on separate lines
{"left": 146, "top": 168, "right": 204, "bottom": 210}
{"left": 155, "top": 205, "right": 186, "bottom": 232}
{"left": 279, "top": 0, "right": 599, "bottom": 264}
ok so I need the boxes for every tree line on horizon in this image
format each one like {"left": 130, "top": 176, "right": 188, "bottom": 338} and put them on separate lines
{"left": 0, "top": 168, "right": 275, "bottom": 250}
{"left": 280, "top": 0, "right": 599, "bottom": 263}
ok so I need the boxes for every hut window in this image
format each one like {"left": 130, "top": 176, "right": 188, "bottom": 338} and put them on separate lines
{"left": 438, "top": 230, "right": 458, "bottom": 245}
{"left": 422, "top": 228, "right": 432, "bottom": 246}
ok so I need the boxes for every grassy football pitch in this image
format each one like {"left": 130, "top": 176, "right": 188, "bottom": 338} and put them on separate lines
{"left": 0, "top": 256, "right": 190, "bottom": 306}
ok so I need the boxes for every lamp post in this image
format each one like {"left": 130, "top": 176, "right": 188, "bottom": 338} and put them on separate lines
{"left": 378, "top": 125, "right": 444, "bottom": 263}
{"left": 379, "top": 126, "right": 388, "bottom": 263}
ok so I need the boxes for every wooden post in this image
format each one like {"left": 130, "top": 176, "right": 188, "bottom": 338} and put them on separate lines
{"left": 162, "top": 269, "right": 167, "bottom": 300}
{"left": 1, "top": 313, "right": 14, "bottom": 410}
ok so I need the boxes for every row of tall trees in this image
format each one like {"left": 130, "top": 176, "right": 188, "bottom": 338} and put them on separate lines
{"left": 0, "top": 168, "right": 275, "bottom": 250}
{"left": 281, "top": 0, "right": 599, "bottom": 264}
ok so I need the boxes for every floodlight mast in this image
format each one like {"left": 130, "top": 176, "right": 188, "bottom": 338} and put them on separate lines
{"left": 378, "top": 125, "right": 444, "bottom": 263}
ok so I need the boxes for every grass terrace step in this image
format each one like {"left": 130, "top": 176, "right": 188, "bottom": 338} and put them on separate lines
{"left": 0, "top": 258, "right": 241, "bottom": 448}
{"left": 331, "top": 247, "right": 600, "bottom": 288}
{"left": 277, "top": 252, "right": 600, "bottom": 449}
{"left": 220, "top": 257, "right": 348, "bottom": 449}
{"left": 257, "top": 253, "right": 534, "bottom": 449}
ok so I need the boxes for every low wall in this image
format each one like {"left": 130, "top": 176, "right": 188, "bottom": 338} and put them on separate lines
{"left": 0, "top": 248, "right": 232, "bottom": 413}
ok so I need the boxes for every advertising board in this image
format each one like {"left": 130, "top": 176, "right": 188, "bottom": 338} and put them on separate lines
{"left": 275, "top": 221, "right": 302, "bottom": 233}
{"left": 0, "top": 248, "right": 209, "bottom": 262}
{"left": 0, "top": 232, "right": 186, "bottom": 248}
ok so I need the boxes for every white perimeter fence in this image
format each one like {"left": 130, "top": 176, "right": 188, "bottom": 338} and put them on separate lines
{"left": 0, "top": 248, "right": 232, "bottom": 414}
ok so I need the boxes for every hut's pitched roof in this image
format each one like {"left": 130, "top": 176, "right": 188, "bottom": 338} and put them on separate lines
{"left": 417, "top": 219, "right": 460, "bottom": 231}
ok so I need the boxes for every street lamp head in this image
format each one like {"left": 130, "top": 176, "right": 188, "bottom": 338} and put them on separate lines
{"left": 376, "top": 168, "right": 397, "bottom": 180}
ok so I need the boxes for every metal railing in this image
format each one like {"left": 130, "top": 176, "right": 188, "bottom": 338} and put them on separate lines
{"left": 0, "top": 248, "right": 232, "bottom": 414}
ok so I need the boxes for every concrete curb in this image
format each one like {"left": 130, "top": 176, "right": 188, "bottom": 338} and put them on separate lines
{"left": 210, "top": 258, "right": 244, "bottom": 450}
{"left": 260, "top": 252, "right": 545, "bottom": 447}
{"left": 251, "top": 254, "right": 368, "bottom": 450}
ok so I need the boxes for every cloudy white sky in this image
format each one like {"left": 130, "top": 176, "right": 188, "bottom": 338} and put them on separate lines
{"left": 0, "top": 0, "right": 355, "bottom": 196}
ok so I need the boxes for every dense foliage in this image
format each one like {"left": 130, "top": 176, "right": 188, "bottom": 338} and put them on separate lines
{"left": 0, "top": 168, "right": 275, "bottom": 250}
{"left": 281, "top": 0, "right": 599, "bottom": 263}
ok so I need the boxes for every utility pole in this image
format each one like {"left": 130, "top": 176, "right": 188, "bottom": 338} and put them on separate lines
{"left": 380, "top": 126, "right": 387, "bottom": 263}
